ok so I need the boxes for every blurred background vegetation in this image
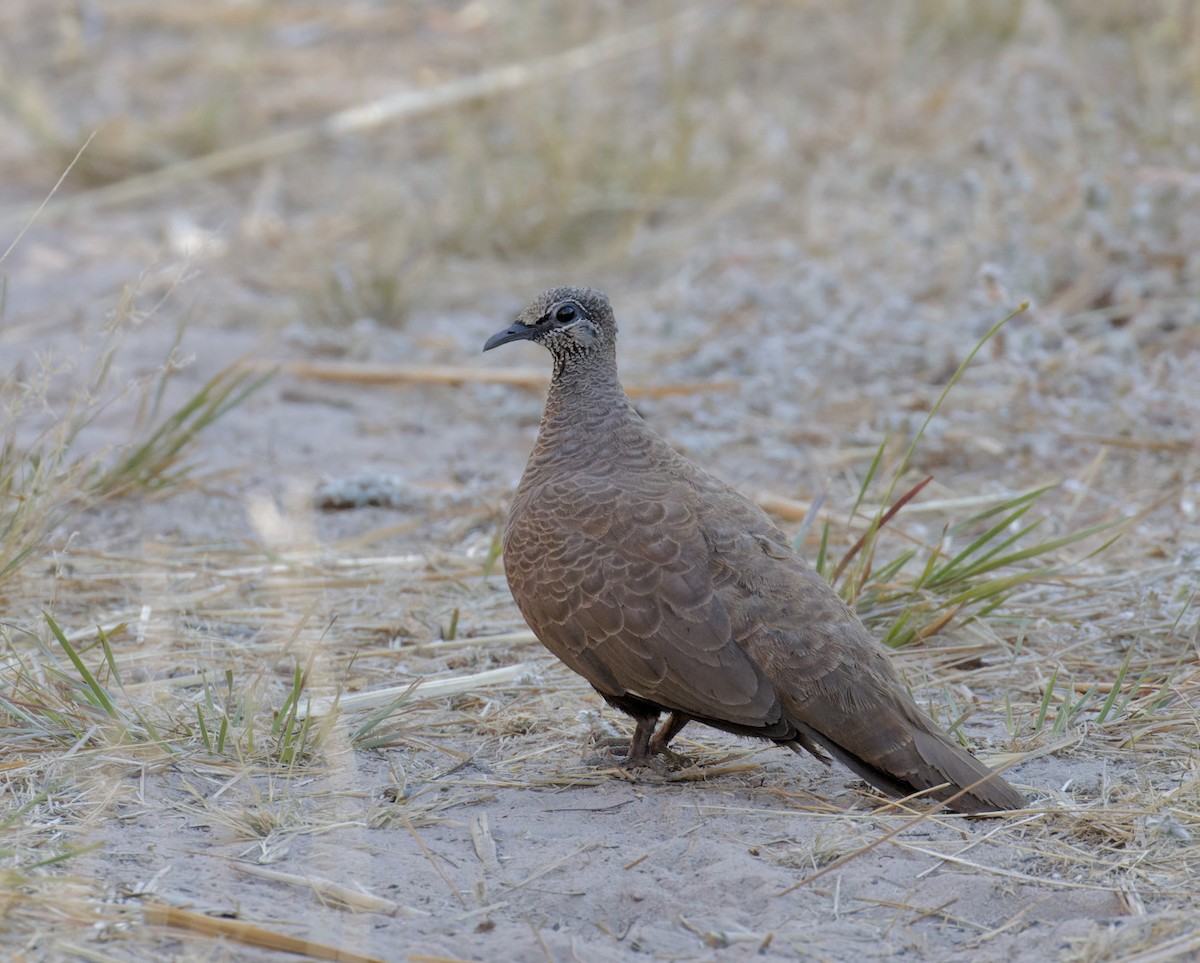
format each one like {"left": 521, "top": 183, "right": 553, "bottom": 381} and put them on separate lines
{"left": 2, "top": 0, "right": 1196, "bottom": 335}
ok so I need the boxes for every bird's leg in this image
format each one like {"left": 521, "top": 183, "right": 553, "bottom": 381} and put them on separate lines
{"left": 648, "top": 712, "right": 690, "bottom": 757}
{"left": 588, "top": 700, "right": 685, "bottom": 767}
{"left": 622, "top": 715, "right": 658, "bottom": 767}
{"left": 620, "top": 713, "right": 691, "bottom": 767}
{"left": 597, "top": 712, "right": 690, "bottom": 766}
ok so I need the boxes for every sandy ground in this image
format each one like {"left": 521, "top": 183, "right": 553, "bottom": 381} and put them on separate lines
{"left": 2, "top": 2, "right": 1199, "bottom": 961}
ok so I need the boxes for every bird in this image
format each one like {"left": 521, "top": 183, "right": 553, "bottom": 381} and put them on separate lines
{"left": 483, "top": 286, "right": 1025, "bottom": 814}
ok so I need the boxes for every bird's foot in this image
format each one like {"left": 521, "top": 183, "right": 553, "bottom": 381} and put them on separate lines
{"left": 587, "top": 735, "right": 650, "bottom": 767}
{"left": 587, "top": 735, "right": 684, "bottom": 771}
{"left": 647, "top": 733, "right": 686, "bottom": 763}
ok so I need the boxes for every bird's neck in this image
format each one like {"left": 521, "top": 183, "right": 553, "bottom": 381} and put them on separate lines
{"left": 548, "top": 348, "right": 623, "bottom": 399}
{"left": 527, "top": 352, "right": 639, "bottom": 467}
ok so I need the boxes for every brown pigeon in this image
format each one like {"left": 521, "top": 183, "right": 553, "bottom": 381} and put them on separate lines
{"left": 484, "top": 286, "right": 1024, "bottom": 814}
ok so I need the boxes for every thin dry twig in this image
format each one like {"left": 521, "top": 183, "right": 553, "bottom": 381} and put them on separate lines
{"left": 142, "top": 902, "right": 385, "bottom": 963}
{"left": 1, "top": 131, "right": 97, "bottom": 261}
{"left": 230, "top": 862, "right": 417, "bottom": 916}
{"left": 299, "top": 663, "right": 534, "bottom": 719}
{"left": 401, "top": 813, "right": 469, "bottom": 908}
{"left": 257, "top": 358, "right": 737, "bottom": 398}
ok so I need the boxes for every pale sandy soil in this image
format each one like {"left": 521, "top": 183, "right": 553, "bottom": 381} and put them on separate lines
{"left": 2, "top": 2, "right": 1198, "bottom": 961}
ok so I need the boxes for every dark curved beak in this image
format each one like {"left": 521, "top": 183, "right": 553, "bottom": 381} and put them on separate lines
{"left": 482, "top": 322, "right": 535, "bottom": 353}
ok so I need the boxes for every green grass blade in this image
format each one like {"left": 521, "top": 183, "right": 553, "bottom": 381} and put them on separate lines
{"left": 43, "top": 613, "right": 120, "bottom": 719}
{"left": 947, "top": 521, "right": 1118, "bottom": 584}
{"left": 945, "top": 567, "right": 1053, "bottom": 607}
{"left": 866, "top": 548, "right": 917, "bottom": 587}
{"left": 353, "top": 684, "right": 420, "bottom": 745}
{"left": 1034, "top": 666, "right": 1059, "bottom": 732}
{"left": 89, "top": 365, "right": 274, "bottom": 496}
{"left": 945, "top": 484, "right": 1058, "bottom": 537}
{"left": 926, "top": 520, "right": 1044, "bottom": 590}
{"left": 95, "top": 622, "right": 126, "bottom": 686}
{"left": 1095, "top": 648, "right": 1135, "bottom": 725}
{"left": 197, "top": 705, "right": 212, "bottom": 751}
{"left": 882, "top": 608, "right": 915, "bottom": 648}
{"left": 851, "top": 436, "right": 888, "bottom": 520}
{"left": 815, "top": 522, "right": 831, "bottom": 579}
{"left": 272, "top": 663, "right": 304, "bottom": 738}
{"left": 923, "top": 507, "right": 1041, "bottom": 588}
{"left": 483, "top": 525, "right": 504, "bottom": 578}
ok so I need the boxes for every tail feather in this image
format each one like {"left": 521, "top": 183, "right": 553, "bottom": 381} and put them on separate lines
{"left": 791, "top": 718, "right": 1024, "bottom": 814}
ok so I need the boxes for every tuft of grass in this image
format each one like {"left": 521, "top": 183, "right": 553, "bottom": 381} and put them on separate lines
{"left": 86, "top": 364, "right": 274, "bottom": 499}
{"left": 836, "top": 303, "right": 1029, "bottom": 605}
{"left": 865, "top": 486, "right": 1119, "bottom": 650}
{"left": 0, "top": 306, "right": 270, "bottom": 589}
{"left": 350, "top": 684, "right": 418, "bottom": 751}
{"left": 43, "top": 612, "right": 121, "bottom": 720}
{"left": 191, "top": 660, "right": 327, "bottom": 768}
{"left": 270, "top": 660, "right": 320, "bottom": 767}
{"left": 0, "top": 615, "right": 170, "bottom": 758}
{"left": 819, "top": 304, "right": 1120, "bottom": 650}
{"left": 0, "top": 366, "right": 92, "bottom": 586}
{"left": 309, "top": 255, "right": 414, "bottom": 330}
{"left": 1, "top": 612, "right": 333, "bottom": 775}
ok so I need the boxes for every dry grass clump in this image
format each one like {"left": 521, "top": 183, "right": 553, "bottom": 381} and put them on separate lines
{"left": 1064, "top": 913, "right": 1200, "bottom": 963}
{"left": 0, "top": 281, "right": 269, "bottom": 591}
{"left": 0, "top": 538, "right": 533, "bottom": 950}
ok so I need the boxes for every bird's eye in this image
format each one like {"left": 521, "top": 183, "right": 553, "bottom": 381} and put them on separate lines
{"left": 555, "top": 304, "right": 577, "bottom": 323}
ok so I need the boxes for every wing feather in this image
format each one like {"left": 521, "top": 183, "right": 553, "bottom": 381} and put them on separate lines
{"left": 505, "top": 476, "right": 778, "bottom": 726}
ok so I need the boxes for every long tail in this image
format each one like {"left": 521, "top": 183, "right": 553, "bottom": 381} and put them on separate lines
{"left": 789, "top": 717, "right": 1025, "bottom": 814}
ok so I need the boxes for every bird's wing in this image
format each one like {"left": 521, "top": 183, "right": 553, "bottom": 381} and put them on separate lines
{"left": 503, "top": 475, "right": 781, "bottom": 726}
{"left": 704, "top": 518, "right": 1023, "bottom": 810}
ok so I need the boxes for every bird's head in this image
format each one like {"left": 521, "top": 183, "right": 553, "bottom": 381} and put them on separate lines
{"left": 483, "top": 286, "right": 617, "bottom": 360}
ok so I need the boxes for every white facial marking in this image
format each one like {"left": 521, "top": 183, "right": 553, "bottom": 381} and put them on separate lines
{"left": 568, "top": 320, "right": 601, "bottom": 348}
